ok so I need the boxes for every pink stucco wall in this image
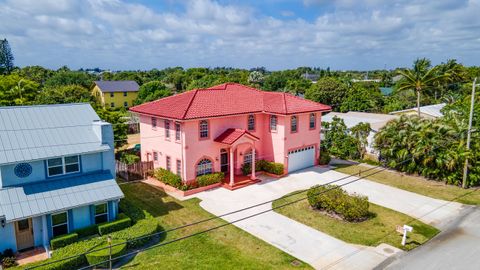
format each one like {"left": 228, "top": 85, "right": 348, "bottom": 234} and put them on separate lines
{"left": 138, "top": 111, "right": 322, "bottom": 182}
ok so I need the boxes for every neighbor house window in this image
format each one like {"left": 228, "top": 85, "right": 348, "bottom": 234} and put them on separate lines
{"left": 47, "top": 155, "right": 80, "bottom": 177}
{"left": 196, "top": 159, "right": 212, "bottom": 176}
{"left": 270, "top": 115, "right": 277, "bottom": 131}
{"left": 123, "top": 92, "right": 127, "bottom": 97}
{"left": 51, "top": 212, "right": 68, "bottom": 237}
{"left": 166, "top": 156, "right": 171, "bottom": 171}
{"left": 124, "top": 101, "right": 128, "bottom": 107}
{"left": 248, "top": 114, "right": 255, "bottom": 131}
{"left": 110, "top": 102, "right": 115, "bottom": 108}
{"left": 153, "top": 152, "right": 158, "bottom": 162}
{"left": 165, "top": 120, "right": 170, "bottom": 138}
{"left": 95, "top": 203, "right": 108, "bottom": 224}
{"left": 309, "top": 113, "right": 316, "bottom": 129}
{"left": 175, "top": 122, "right": 181, "bottom": 141}
{"left": 110, "top": 92, "right": 114, "bottom": 97}
{"left": 291, "top": 116, "right": 298, "bottom": 133}
{"left": 176, "top": 160, "right": 181, "bottom": 176}
{"left": 151, "top": 117, "right": 157, "bottom": 128}
{"left": 199, "top": 120, "right": 209, "bottom": 138}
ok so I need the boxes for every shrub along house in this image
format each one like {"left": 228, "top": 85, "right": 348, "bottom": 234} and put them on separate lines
{"left": 0, "top": 104, "right": 123, "bottom": 254}
{"left": 130, "top": 83, "right": 331, "bottom": 187}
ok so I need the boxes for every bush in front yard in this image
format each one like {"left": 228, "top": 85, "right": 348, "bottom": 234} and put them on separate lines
{"left": 98, "top": 216, "right": 132, "bottom": 236}
{"left": 85, "top": 240, "right": 126, "bottom": 268}
{"left": 307, "top": 185, "right": 370, "bottom": 222}
{"left": 74, "top": 224, "right": 98, "bottom": 239}
{"left": 196, "top": 172, "right": 224, "bottom": 187}
{"left": 154, "top": 168, "right": 182, "bottom": 188}
{"left": 263, "top": 161, "right": 284, "bottom": 175}
{"left": 50, "top": 233, "right": 79, "bottom": 250}
{"left": 318, "top": 150, "right": 331, "bottom": 165}
{"left": 110, "top": 217, "right": 159, "bottom": 248}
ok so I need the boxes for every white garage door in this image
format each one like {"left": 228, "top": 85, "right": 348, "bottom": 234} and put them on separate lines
{"left": 288, "top": 146, "right": 315, "bottom": 173}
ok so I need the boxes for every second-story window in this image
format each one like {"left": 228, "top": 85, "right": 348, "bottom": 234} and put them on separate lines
{"left": 123, "top": 91, "right": 127, "bottom": 97}
{"left": 248, "top": 114, "right": 255, "bottom": 131}
{"left": 110, "top": 92, "right": 114, "bottom": 97}
{"left": 309, "top": 113, "right": 316, "bottom": 129}
{"left": 291, "top": 116, "right": 298, "bottom": 133}
{"left": 166, "top": 156, "right": 171, "bottom": 171}
{"left": 165, "top": 120, "right": 170, "bottom": 138}
{"left": 270, "top": 115, "right": 277, "bottom": 131}
{"left": 175, "top": 122, "right": 181, "bottom": 141}
{"left": 152, "top": 117, "right": 157, "bottom": 128}
{"left": 199, "top": 120, "right": 209, "bottom": 138}
{"left": 47, "top": 155, "right": 80, "bottom": 177}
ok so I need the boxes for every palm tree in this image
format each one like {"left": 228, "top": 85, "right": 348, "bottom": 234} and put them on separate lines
{"left": 397, "top": 58, "right": 449, "bottom": 117}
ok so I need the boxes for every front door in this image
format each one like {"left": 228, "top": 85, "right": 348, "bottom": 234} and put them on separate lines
{"left": 15, "top": 218, "right": 34, "bottom": 251}
{"left": 220, "top": 150, "right": 229, "bottom": 173}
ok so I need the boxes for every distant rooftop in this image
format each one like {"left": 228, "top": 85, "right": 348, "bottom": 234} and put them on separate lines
{"left": 94, "top": 80, "right": 140, "bottom": 92}
{"left": 379, "top": 87, "right": 393, "bottom": 96}
{"left": 390, "top": 103, "right": 446, "bottom": 118}
{"left": 0, "top": 103, "right": 110, "bottom": 165}
{"left": 322, "top": 111, "right": 398, "bottom": 131}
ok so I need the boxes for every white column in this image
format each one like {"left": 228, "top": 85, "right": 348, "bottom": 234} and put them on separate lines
{"left": 251, "top": 144, "right": 256, "bottom": 180}
{"left": 229, "top": 148, "right": 235, "bottom": 186}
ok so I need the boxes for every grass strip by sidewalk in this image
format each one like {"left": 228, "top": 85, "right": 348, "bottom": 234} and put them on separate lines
{"left": 273, "top": 190, "right": 439, "bottom": 251}
{"left": 334, "top": 164, "right": 480, "bottom": 205}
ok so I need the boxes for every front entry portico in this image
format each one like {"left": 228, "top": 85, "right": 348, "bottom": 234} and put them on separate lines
{"left": 214, "top": 129, "right": 259, "bottom": 187}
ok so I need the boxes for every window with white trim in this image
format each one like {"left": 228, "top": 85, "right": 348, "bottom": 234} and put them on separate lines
{"left": 309, "top": 113, "right": 316, "bottom": 129}
{"left": 165, "top": 120, "right": 170, "bottom": 138}
{"left": 47, "top": 155, "right": 80, "bottom": 177}
{"left": 151, "top": 117, "right": 157, "bottom": 128}
{"left": 166, "top": 156, "right": 171, "bottom": 171}
{"left": 243, "top": 149, "right": 257, "bottom": 165}
{"left": 199, "top": 120, "right": 209, "bottom": 138}
{"left": 51, "top": 212, "right": 68, "bottom": 237}
{"left": 270, "top": 115, "right": 277, "bottom": 131}
{"left": 153, "top": 152, "right": 158, "bottom": 162}
{"left": 196, "top": 159, "right": 212, "bottom": 176}
{"left": 248, "top": 114, "right": 255, "bottom": 131}
{"left": 175, "top": 122, "right": 181, "bottom": 141}
{"left": 95, "top": 203, "right": 108, "bottom": 224}
{"left": 291, "top": 116, "right": 298, "bottom": 133}
{"left": 176, "top": 159, "right": 181, "bottom": 176}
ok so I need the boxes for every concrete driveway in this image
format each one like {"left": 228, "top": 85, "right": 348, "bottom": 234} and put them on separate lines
{"left": 194, "top": 167, "right": 465, "bottom": 269}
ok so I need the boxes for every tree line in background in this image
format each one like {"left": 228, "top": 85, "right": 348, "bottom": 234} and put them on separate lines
{"left": 1, "top": 38, "right": 479, "bottom": 186}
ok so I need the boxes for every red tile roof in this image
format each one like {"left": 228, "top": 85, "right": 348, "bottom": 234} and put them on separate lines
{"left": 130, "top": 83, "right": 331, "bottom": 120}
{"left": 214, "top": 128, "right": 259, "bottom": 145}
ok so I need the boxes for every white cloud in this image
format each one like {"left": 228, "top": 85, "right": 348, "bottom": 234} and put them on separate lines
{"left": 0, "top": 0, "right": 479, "bottom": 70}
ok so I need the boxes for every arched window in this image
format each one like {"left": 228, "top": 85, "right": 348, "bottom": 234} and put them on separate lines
{"left": 243, "top": 149, "right": 257, "bottom": 165}
{"left": 309, "top": 113, "right": 316, "bottom": 129}
{"left": 199, "top": 120, "right": 209, "bottom": 138}
{"left": 196, "top": 159, "right": 213, "bottom": 176}
{"left": 248, "top": 114, "right": 255, "bottom": 131}
{"left": 270, "top": 115, "right": 277, "bottom": 131}
{"left": 291, "top": 116, "right": 298, "bottom": 133}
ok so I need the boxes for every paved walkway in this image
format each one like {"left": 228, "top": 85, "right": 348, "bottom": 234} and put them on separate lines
{"left": 194, "top": 167, "right": 465, "bottom": 269}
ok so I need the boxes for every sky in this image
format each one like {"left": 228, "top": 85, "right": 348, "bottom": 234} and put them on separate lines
{"left": 1, "top": 0, "right": 480, "bottom": 71}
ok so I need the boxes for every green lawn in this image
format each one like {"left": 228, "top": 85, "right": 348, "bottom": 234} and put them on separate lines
{"left": 273, "top": 190, "right": 439, "bottom": 251}
{"left": 119, "top": 183, "right": 311, "bottom": 269}
{"left": 334, "top": 164, "right": 480, "bottom": 205}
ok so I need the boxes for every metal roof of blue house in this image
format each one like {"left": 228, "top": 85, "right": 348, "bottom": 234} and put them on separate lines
{"left": 0, "top": 171, "right": 123, "bottom": 222}
{"left": 0, "top": 103, "right": 110, "bottom": 165}
{"left": 94, "top": 80, "right": 140, "bottom": 92}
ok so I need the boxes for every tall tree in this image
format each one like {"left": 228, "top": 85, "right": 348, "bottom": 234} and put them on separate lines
{"left": 305, "top": 77, "right": 348, "bottom": 110}
{"left": 0, "top": 39, "right": 14, "bottom": 74}
{"left": 396, "top": 58, "right": 448, "bottom": 116}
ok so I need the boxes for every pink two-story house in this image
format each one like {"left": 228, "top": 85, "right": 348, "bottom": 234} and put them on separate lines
{"left": 130, "top": 83, "right": 331, "bottom": 186}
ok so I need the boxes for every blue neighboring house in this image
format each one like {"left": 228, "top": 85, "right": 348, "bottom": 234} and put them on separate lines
{"left": 0, "top": 103, "right": 124, "bottom": 253}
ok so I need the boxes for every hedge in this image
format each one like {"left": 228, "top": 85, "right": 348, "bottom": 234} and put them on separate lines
{"left": 154, "top": 168, "right": 182, "bottom": 188}
{"left": 110, "top": 217, "right": 159, "bottom": 249}
{"left": 262, "top": 161, "right": 284, "bottom": 175}
{"left": 85, "top": 240, "right": 126, "bottom": 268}
{"left": 307, "top": 185, "right": 370, "bottom": 222}
{"left": 196, "top": 172, "right": 224, "bottom": 187}
{"left": 50, "top": 233, "right": 79, "bottom": 250}
{"left": 74, "top": 224, "right": 98, "bottom": 239}
{"left": 98, "top": 216, "right": 132, "bottom": 236}
{"left": 318, "top": 151, "right": 331, "bottom": 165}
